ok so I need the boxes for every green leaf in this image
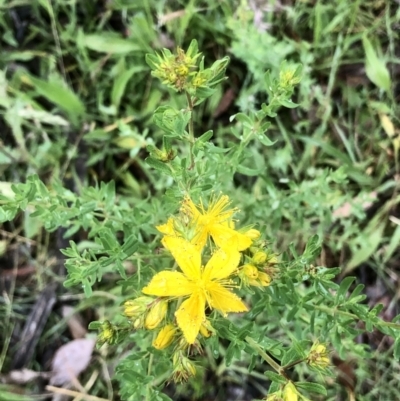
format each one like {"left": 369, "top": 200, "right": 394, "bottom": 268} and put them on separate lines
{"left": 362, "top": 35, "right": 391, "bottom": 92}
{"left": 111, "top": 67, "right": 145, "bottom": 109}
{"left": 336, "top": 276, "right": 355, "bottom": 303}
{"left": 278, "top": 98, "right": 299, "bottom": 108}
{"left": 264, "top": 371, "right": 287, "bottom": 384}
{"left": 145, "top": 157, "right": 173, "bottom": 176}
{"left": 23, "top": 75, "right": 85, "bottom": 125}
{"left": 256, "top": 132, "right": 275, "bottom": 146}
{"left": 394, "top": 337, "right": 400, "bottom": 360}
{"left": 345, "top": 222, "right": 386, "bottom": 273}
{"left": 236, "top": 164, "right": 262, "bottom": 176}
{"left": 296, "top": 381, "right": 327, "bottom": 396}
{"left": 81, "top": 32, "right": 141, "bottom": 54}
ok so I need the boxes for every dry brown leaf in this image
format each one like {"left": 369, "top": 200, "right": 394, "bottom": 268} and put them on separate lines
{"left": 333, "top": 191, "right": 377, "bottom": 219}
{"left": 379, "top": 113, "right": 395, "bottom": 137}
{"left": 212, "top": 88, "right": 236, "bottom": 118}
{"left": 62, "top": 305, "right": 87, "bottom": 339}
{"left": 158, "top": 10, "right": 186, "bottom": 26}
{"left": 5, "top": 368, "right": 51, "bottom": 384}
{"left": 50, "top": 338, "right": 96, "bottom": 386}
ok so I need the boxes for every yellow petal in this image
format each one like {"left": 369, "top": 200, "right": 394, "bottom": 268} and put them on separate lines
{"left": 156, "top": 217, "right": 176, "bottom": 236}
{"left": 181, "top": 196, "right": 201, "bottom": 220}
{"left": 142, "top": 271, "right": 195, "bottom": 297}
{"left": 201, "top": 194, "right": 234, "bottom": 223}
{"left": 206, "top": 281, "right": 248, "bottom": 314}
{"left": 175, "top": 291, "right": 206, "bottom": 344}
{"left": 162, "top": 237, "right": 202, "bottom": 280}
{"left": 209, "top": 224, "right": 252, "bottom": 251}
{"left": 191, "top": 227, "right": 208, "bottom": 251}
{"left": 203, "top": 248, "right": 241, "bottom": 281}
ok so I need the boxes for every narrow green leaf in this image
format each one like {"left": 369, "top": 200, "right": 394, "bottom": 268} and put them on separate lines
{"left": 264, "top": 371, "right": 287, "bottom": 384}
{"left": 236, "top": 164, "right": 262, "bottom": 176}
{"left": 81, "top": 33, "right": 141, "bottom": 54}
{"left": 394, "top": 337, "right": 400, "bottom": 360}
{"left": 336, "top": 276, "right": 355, "bottom": 303}
{"left": 362, "top": 35, "right": 391, "bottom": 92}
{"left": 24, "top": 75, "right": 85, "bottom": 125}
{"left": 279, "top": 98, "right": 299, "bottom": 108}
{"left": 296, "top": 382, "right": 327, "bottom": 396}
{"left": 346, "top": 222, "right": 386, "bottom": 273}
{"left": 145, "top": 157, "right": 173, "bottom": 175}
{"left": 112, "top": 67, "right": 145, "bottom": 109}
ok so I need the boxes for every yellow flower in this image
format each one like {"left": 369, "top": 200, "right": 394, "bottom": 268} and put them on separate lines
{"left": 156, "top": 216, "right": 200, "bottom": 249}
{"left": 180, "top": 195, "right": 252, "bottom": 251}
{"left": 153, "top": 324, "right": 176, "bottom": 350}
{"left": 145, "top": 300, "right": 168, "bottom": 330}
{"left": 142, "top": 237, "right": 248, "bottom": 344}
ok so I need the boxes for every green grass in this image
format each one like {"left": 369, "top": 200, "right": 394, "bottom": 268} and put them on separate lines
{"left": 1, "top": 0, "right": 399, "bottom": 400}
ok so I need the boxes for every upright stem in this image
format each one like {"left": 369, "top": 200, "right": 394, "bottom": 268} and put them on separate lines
{"left": 145, "top": 351, "right": 154, "bottom": 401}
{"left": 185, "top": 91, "right": 195, "bottom": 170}
{"left": 245, "top": 336, "right": 289, "bottom": 380}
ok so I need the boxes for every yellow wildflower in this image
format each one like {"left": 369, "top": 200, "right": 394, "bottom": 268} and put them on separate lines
{"left": 153, "top": 324, "right": 176, "bottom": 350}
{"left": 156, "top": 216, "right": 200, "bottom": 249}
{"left": 142, "top": 237, "right": 248, "bottom": 344}
{"left": 180, "top": 195, "right": 252, "bottom": 251}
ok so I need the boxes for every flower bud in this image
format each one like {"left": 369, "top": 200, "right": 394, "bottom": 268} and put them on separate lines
{"left": 257, "top": 272, "right": 272, "bottom": 286}
{"left": 97, "top": 320, "right": 116, "bottom": 345}
{"left": 242, "top": 263, "right": 259, "bottom": 279}
{"left": 307, "top": 341, "right": 330, "bottom": 369}
{"left": 244, "top": 229, "right": 261, "bottom": 241}
{"left": 172, "top": 352, "right": 196, "bottom": 382}
{"left": 153, "top": 324, "right": 176, "bottom": 350}
{"left": 252, "top": 251, "right": 268, "bottom": 265}
{"left": 123, "top": 296, "right": 153, "bottom": 318}
{"left": 264, "top": 392, "right": 283, "bottom": 401}
{"left": 283, "top": 382, "right": 298, "bottom": 401}
{"left": 133, "top": 316, "right": 144, "bottom": 329}
{"left": 199, "top": 320, "right": 215, "bottom": 338}
{"left": 145, "top": 300, "right": 168, "bottom": 330}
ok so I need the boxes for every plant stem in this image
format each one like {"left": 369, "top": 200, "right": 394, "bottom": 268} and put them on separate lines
{"left": 146, "top": 350, "right": 154, "bottom": 401}
{"left": 313, "top": 304, "right": 400, "bottom": 330}
{"left": 245, "top": 336, "right": 289, "bottom": 379}
{"left": 185, "top": 91, "right": 195, "bottom": 170}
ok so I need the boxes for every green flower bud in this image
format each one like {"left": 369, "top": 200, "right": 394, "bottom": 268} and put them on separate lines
{"left": 123, "top": 296, "right": 153, "bottom": 319}
{"left": 252, "top": 251, "right": 268, "bottom": 264}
